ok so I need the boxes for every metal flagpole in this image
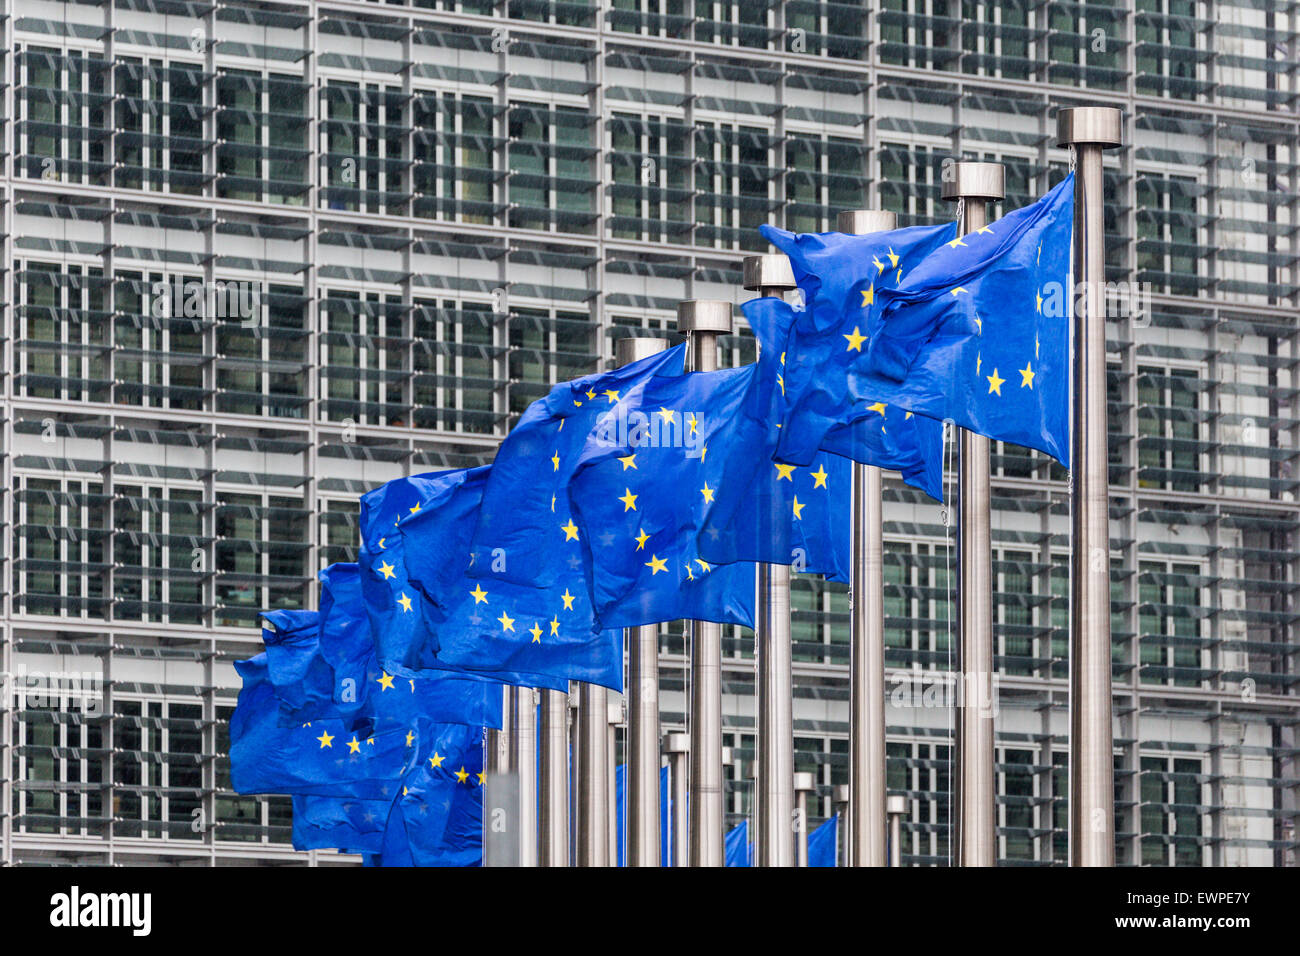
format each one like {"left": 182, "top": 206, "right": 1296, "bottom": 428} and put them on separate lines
{"left": 793, "top": 772, "right": 815, "bottom": 867}
{"left": 662, "top": 732, "right": 689, "bottom": 866}
{"left": 568, "top": 688, "right": 580, "bottom": 864}
{"left": 486, "top": 684, "right": 512, "bottom": 775}
{"left": 742, "top": 254, "right": 798, "bottom": 868}
{"left": 943, "top": 161, "right": 1004, "bottom": 867}
{"left": 836, "top": 208, "right": 898, "bottom": 867}
{"left": 887, "top": 794, "right": 906, "bottom": 867}
{"left": 676, "top": 299, "right": 732, "bottom": 867}
{"left": 538, "top": 688, "right": 569, "bottom": 866}
{"left": 833, "top": 783, "right": 849, "bottom": 866}
{"left": 608, "top": 697, "right": 622, "bottom": 860}
{"left": 576, "top": 678, "right": 610, "bottom": 865}
{"left": 617, "top": 336, "right": 671, "bottom": 866}
{"left": 1057, "top": 106, "right": 1123, "bottom": 868}
{"left": 511, "top": 685, "right": 539, "bottom": 867}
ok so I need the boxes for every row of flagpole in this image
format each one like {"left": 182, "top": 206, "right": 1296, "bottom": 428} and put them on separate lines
{"left": 486, "top": 105, "right": 1121, "bottom": 867}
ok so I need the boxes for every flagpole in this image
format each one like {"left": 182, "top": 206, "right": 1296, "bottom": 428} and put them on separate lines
{"left": 576, "top": 681, "right": 610, "bottom": 865}
{"left": 943, "top": 161, "right": 1004, "bottom": 867}
{"left": 887, "top": 793, "right": 906, "bottom": 866}
{"left": 677, "top": 298, "right": 733, "bottom": 867}
{"left": 538, "top": 688, "right": 569, "bottom": 866}
{"left": 608, "top": 697, "right": 621, "bottom": 860}
{"left": 793, "top": 771, "right": 815, "bottom": 867}
{"left": 1057, "top": 107, "right": 1123, "bottom": 868}
{"left": 662, "top": 732, "right": 689, "bottom": 866}
{"left": 616, "top": 336, "right": 671, "bottom": 866}
{"left": 511, "top": 686, "right": 539, "bottom": 866}
{"left": 833, "top": 783, "right": 849, "bottom": 866}
{"left": 486, "top": 684, "right": 511, "bottom": 775}
{"left": 742, "top": 255, "right": 798, "bottom": 868}
{"left": 836, "top": 208, "right": 898, "bottom": 867}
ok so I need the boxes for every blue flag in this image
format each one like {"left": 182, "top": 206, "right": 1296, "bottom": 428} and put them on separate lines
{"left": 470, "top": 344, "right": 687, "bottom": 589}
{"left": 262, "top": 564, "right": 505, "bottom": 730}
{"left": 615, "top": 763, "right": 671, "bottom": 867}
{"left": 366, "top": 723, "right": 485, "bottom": 867}
{"left": 861, "top": 175, "right": 1075, "bottom": 465}
{"left": 808, "top": 813, "right": 838, "bottom": 867}
{"left": 228, "top": 654, "right": 419, "bottom": 798}
{"left": 567, "top": 366, "right": 757, "bottom": 630}
{"left": 724, "top": 819, "right": 752, "bottom": 867}
{"left": 760, "top": 219, "right": 954, "bottom": 497}
{"left": 291, "top": 792, "right": 389, "bottom": 855}
{"left": 388, "top": 466, "right": 624, "bottom": 691}
{"left": 696, "top": 298, "right": 852, "bottom": 580}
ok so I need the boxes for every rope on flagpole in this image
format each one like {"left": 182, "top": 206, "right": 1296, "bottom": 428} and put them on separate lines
{"left": 941, "top": 418, "right": 956, "bottom": 868}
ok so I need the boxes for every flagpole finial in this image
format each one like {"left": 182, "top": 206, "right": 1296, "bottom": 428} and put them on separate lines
{"left": 615, "top": 335, "right": 669, "bottom": 366}
{"left": 836, "top": 209, "right": 897, "bottom": 234}
{"left": 742, "top": 254, "right": 796, "bottom": 292}
{"left": 941, "top": 161, "right": 1005, "bottom": 202}
{"left": 675, "top": 299, "right": 733, "bottom": 335}
{"left": 1055, "top": 106, "right": 1123, "bottom": 148}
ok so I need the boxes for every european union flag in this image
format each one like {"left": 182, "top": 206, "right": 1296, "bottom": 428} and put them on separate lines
{"left": 696, "top": 297, "right": 852, "bottom": 580}
{"left": 390, "top": 466, "right": 624, "bottom": 691}
{"left": 724, "top": 819, "right": 752, "bottom": 867}
{"left": 366, "top": 723, "right": 485, "bottom": 867}
{"left": 229, "top": 654, "right": 418, "bottom": 798}
{"left": 615, "top": 763, "right": 671, "bottom": 867}
{"left": 760, "top": 219, "right": 954, "bottom": 496}
{"left": 470, "top": 344, "right": 687, "bottom": 589}
{"left": 862, "top": 174, "right": 1075, "bottom": 465}
{"left": 567, "top": 366, "right": 757, "bottom": 630}
{"left": 807, "top": 813, "right": 838, "bottom": 867}
{"left": 261, "top": 564, "right": 504, "bottom": 730}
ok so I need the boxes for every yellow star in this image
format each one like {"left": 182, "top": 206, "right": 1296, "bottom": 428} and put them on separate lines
{"left": 811, "top": 464, "right": 829, "bottom": 488}
{"left": 872, "top": 254, "right": 885, "bottom": 274}
{"left": 477, "top": 772, "right": 487, "bottom": 786}
{"left": 551, "top": 495, "right": 556, "bottom": 512}
{"left": 634, "top": 528, "right": 650, "bottom": 551}
{"left": 561, "top": 588, "right": 575, "bottom": 610}
{"left": 408, "top": 502, "right": 421, "bottom": 514}
{"left": 792, "top": 496, "right": 805, "bottom": 520}
{"left": 376, "top": 671, "right": 395, "bottom": 691}
{"left": 429, "top": 752, "right": 445, "bottom": 768}
{"left": 408, "top": 679, "right": 415, "bottom": 692}
{"left": 886, "top": 247, "right": 900, "bottom": 268}
{"left": 470, "top": 583, "right": 488, "bottom": 604}
{"left": 1019, "top": 362, "right": 1035, "bottom": 389}
{"left": 974, "top": 315, "right": 983, "bottom": 336}
{"left": 947, "top": 236, "right": 966, "bottom": 249}
{"left": 687, "top": 413, "right": 699, "bottom": 435}
{"left": 867, "top": 401, "right": 886, "bottom": 416}
{"left": 498, "top": 611, "right": 515, "bottom": 632}
{"left": 700, "top": 482, "right": 714, "bottom": 504}
{"left": 619, "top": 488, "right": 638, "bottom": 512}
{"left": 552, "top": 451, "right": 561, "bottom": 471}
{"left": 645, "top": 554, "right": 668, "bottom": 575}
{"left": 455, "top": 766, "right": 470, "bottom": 784}
{"left": 987, "top": 368, "right": 1005, "bottom": 395}
{"left": 950, "top": 286, "right": 968, "bottom": 297}
{"left": 561, "top": 519, "right": 580, "bottom": 542}
{"left": 529, "top": 621, "right": 543, "bottom": 643}
{"left": 843, "top": 326, "right": 867, "bottom": 352}
{"left": 377, "top": 537, "right": 386, "bottom": 550}
{"left": 406, "top": 729, "right": 416, "bottom": 747}
{"left": 604, "top": 388, "right": 620, "bottom": 403}
{"left": 1035, "top": 289, "right": 1043, "bottom": 314}
{"left": 774, "top": 462, "right": 796, "bottom": 481}
{"left": 896, "top": 267, "right": 902, "bottom": 284}
{"left": 700, "top": 444, "right": 707, "bottom": 460}
{"left": 316, "top": 730, "right": 334, "bottom": 749}
{"left": 549, "top": 616, "right": 560, "bottom": 636}
{"left": 1035, "top": 334, "right": 1040, "bottom": 359}
{"left": 685, "top": 564, "right": 694, "bottom": 581}
{"left": 658, "top": 407, "right": 676, "bottom": 425}
{"left": 378, "top": 560, "right": 396, "bottom": 579}
{"left": 976, "top": 353, "right": 982, "bottom": 376}
{"left": 860, "top": 284, "right": 874, "bottom": 307}
{"left": 586, "top": 388, "right": 597, "bottom": 401}
{"left": 618, "top": 453, "right": 637, "bottom": 470}
{"left": 347, "top": 736, "right": 362, "bottom": 754}
{"left": 695, "top": 559, "right": 711, "bottom": 573}
{"left": 977, "top": 224, "right": 994, "bottom": 235}
{"left": 397, "top": 592, "right": 413, "bottom": 613}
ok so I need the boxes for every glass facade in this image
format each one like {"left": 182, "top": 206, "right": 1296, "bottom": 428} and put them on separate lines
{"left": 2, "top": 0, "right": 1297, "bottom": 866}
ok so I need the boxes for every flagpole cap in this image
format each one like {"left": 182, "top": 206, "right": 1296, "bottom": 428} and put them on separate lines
{"left": 1055, "top": 106, "right": 1123, "bottom": 148}
{"left": 836, "top": 209, "right": 897, "bottom": 235}
{"left": 793, "top": 771, "right": 816, "bottom": 793}
{"left": 615, "top": 335, "right": 669, "bottom": 366}
{"left": 676, "top": 299, "right": 733, "bottom": 335}
{"left": 941, "top": 161, "right": 1005, "bottom": 202}
{"left": 833, "top": 784, "right": 849, "bottom": 804}
{"left": 886, "top": 795, "right": 908, "bottom": 815}
{"left": 661, "top": 732, "right": 689, "bottom": 755}
{"left": 742, "top": 253, "right": 796, "bottom": 292}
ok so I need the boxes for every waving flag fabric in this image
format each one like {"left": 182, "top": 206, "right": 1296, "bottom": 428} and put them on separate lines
{"left": 760, "top": 219, "right": 954, "bottom": 496}
{"left": 567, "top": 366, "right": 757, "bottom": 630}
{"left": 724, "top": 820, "right": 752, "bottom": 867}
{"left": 860, "top": 174, "right": 1075, "bottom": 465}
{"left": 808, "top": 813, "right": 838, "bottom": 867}
{"left": 470, "top": 344, "right": 687, "bottom": 589}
